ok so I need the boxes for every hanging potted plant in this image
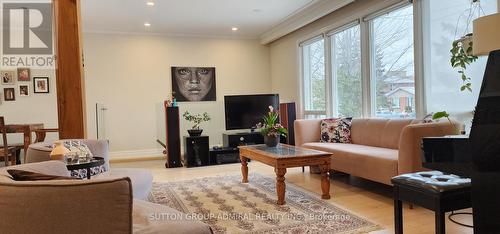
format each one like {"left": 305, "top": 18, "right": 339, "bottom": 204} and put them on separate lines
{"left": 449, "top": 0, "right": 484, "bottom": 92}
{"left": 450, "top": 33, "right": 478, "bottom": 92}
{"left": 183, "top": 111, "right": 211, "bottom": 136}
{"left": 256, "top": 106, "right": 287, "bottom": 147}
{"left": 435, "top": 0, "right": 483, "bottom": 121}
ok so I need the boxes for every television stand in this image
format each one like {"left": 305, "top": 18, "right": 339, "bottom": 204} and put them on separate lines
{"left": 222, "top": 132, "right": 286, "bottom": 148}
{"left": 223, "top": 132, "right": 264, "bottom": 148}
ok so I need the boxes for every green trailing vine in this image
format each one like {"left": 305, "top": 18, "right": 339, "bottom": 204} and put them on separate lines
{"left": 450, "top": 35, "right": 478, "bottom": 92}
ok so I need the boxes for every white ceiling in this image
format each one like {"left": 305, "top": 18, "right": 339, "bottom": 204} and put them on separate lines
{"left": 81, "top": 0, "right": 315, "bottom": 39}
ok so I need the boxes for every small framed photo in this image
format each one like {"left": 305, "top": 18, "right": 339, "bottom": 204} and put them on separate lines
{"left": 19, "top": 84, "right": 29, "bottom": 97}
{"left": 33, "top": 77, "right": 49, "bottom": 93}
{"left": 17, "top": 68, "right": 31, "bottom": 81}
{"left": 4, "top": 88, "right": 15, "bottom": 101}
{"left": 1, "top": 70, "right": 15, "bottom": 85}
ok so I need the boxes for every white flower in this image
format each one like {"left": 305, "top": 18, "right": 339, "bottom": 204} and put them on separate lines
{"left": 269, "top": 106, "right": 274, "bottom": 112}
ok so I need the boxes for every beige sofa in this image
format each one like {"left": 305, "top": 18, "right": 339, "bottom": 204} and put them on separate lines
{"left": 295, "top": 118, "right": 459, "bottom": 185}
{"left": 0, "top": 161, "right": 212, "bottom": 234}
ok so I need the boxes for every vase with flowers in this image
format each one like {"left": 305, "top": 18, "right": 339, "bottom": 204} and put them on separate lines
{"left": 256, "top": 106, "right": 287, "bottom": 147}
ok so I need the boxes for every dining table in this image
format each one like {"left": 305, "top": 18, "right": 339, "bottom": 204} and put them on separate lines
{"left": 5, "top": 123, "right": 45, "bottom": 164}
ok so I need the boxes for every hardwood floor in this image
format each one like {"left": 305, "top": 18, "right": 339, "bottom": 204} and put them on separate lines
{"left": 112, "top": 160, "right": 473, "bottom": 234}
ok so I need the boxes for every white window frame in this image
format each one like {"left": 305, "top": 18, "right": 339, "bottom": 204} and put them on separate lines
{"left": 298, "top": 0, "right": 422, "bottom": 119}
{"left": 299, "top": 35, "right": 327, "bottom": 118}
{"left": 327, "top": 20, "right": 362, "bottom": 117}
{"left": 362, "top": 0, "right": 418, "bottom": 118}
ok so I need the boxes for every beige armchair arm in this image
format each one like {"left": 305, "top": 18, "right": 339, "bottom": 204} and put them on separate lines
{"left": 294, "top": 119, "right": 322, "bottom": 146}
{"left": 0, "top": 177, "right": 133, "bottom": 234}
{"left": 398, "top": 121, "right": 460, "bottom": 175}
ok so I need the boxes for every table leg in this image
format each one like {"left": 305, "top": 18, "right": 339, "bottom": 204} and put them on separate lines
{"left": 435, "top": 201, "right": 445, "bottom": 234}
{"left": 15, "top": 149, "right": 21, "bottom": 165}
{"left": 320, "top": 164, "right": 331, "bottom": 199}
{"left": 394, "top": 186, "right": 403, "bottom": 234}
{"left": 275, "top": 168, "right": 287, "bottom": 205}
{"left": 240, "top": 155, "right": 248, "bottom": 183}
{"left": 23, "top": 126, "right": 31, "bottom": 164}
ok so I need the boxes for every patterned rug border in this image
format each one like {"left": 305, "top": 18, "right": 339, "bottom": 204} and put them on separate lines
{"left": 149, "top": 173, "right": 382, "bottom": 234}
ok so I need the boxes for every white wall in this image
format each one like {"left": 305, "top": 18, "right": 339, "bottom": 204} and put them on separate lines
{"left": 0, "top": 69, "right": 59, "bottom": 142}
{"left": 83, "top": 33, "right": 271, "bottom": 157}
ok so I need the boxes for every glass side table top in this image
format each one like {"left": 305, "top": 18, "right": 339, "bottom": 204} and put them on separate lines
{"left": 239, "top": 144, "right": 330, "bottom": 158}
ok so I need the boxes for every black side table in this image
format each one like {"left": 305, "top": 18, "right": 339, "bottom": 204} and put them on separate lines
{"left": 183, "top": 136, "right": 209, "bottom": 167}
{"left": 66, "top": 157, "right": 105, "bottom": 179}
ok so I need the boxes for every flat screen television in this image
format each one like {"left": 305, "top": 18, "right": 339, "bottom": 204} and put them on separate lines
{"left": 224, "top": 94, "right": 279, "bottom": 130}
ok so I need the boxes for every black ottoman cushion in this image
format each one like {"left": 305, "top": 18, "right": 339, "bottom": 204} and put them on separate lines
{"left": 392, "top": 171, "right": 471, "bottom": 193}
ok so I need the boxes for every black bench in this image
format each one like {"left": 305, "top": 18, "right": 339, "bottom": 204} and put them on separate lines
{"left": 392, "top": 171, "right": 471, "bottom": 234}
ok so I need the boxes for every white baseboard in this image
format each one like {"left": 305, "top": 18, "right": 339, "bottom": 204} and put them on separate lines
{"left": 109, "top": 148, "right": 165, "bottom": 161}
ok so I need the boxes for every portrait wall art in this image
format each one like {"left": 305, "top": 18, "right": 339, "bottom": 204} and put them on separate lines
{"left": 33, "top": 77, "right": 49, "bottom": 93}
{"left": 171, "top": 67, "right": 216, "bottom": 102}
{"left": 1, "top": 71, "right": 15, "bottom": 85}
{"left": 17, "top": 68, "right": 30, "bottom": 81}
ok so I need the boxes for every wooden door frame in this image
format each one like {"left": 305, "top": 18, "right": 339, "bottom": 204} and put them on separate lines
{"left": 53, "top": 0, "right": 86, "bottom": 139}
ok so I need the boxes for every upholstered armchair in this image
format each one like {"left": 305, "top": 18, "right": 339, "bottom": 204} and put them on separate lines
{"left": 0, "top": 161, "right": 212, "bottom": 234}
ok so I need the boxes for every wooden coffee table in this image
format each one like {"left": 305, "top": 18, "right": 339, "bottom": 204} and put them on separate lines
{"left": 239, "top": 144, "right": 332, "bottom": 205}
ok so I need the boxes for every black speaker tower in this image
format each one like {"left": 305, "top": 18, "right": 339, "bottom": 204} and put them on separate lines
{"left": 165, "top": 105, "right": 182, "bottom": 168}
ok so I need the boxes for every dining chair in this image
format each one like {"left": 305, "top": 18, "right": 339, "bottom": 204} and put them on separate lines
{"left": 0, "top": 117, "right": 19, "bottom": 166}
{"left": 34, "top": 128, "right": 59, "bottom": 143}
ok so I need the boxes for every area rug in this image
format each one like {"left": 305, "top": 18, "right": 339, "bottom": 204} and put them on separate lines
{"left": 148, "top": 173, "right": 380, "bottom": 234}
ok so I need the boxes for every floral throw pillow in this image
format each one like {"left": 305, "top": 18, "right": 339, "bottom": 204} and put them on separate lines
{"left": 320, "top": 118, "right": 353, "bottom": 143}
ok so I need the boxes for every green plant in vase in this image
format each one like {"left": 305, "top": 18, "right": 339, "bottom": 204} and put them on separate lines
{"left": 183, "top": 111, "right": 211, "bottom": 136}
{"left": 256, "top": 106, "right": 287, "bottom": 147}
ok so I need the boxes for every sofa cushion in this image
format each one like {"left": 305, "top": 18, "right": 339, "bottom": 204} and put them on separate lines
{"left": 0, "top": 160, "right": 71, "bottom": 183}
{"left": 133, "top": 199, "right": 212, "bottom": 234}
{"left": 302, "top": 142, "right": 398, "bottom": 185}
{"left": 7, "top": 169, "right": 78, "bottom": 181}
{"left": 320, "top": 118, "right": 352, "bottom": 143}
{"left": 94, "top": 168, "right": 153, "bottom": 200}
{"left": 351, "top": 119, "right": 416, "bottom": 149}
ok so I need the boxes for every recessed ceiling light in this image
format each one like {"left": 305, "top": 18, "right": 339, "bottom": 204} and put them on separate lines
{"left": 144, "top": 22, "right": 151, "bottom": 27}
{"left": 146, "top": 1, "right": 155, "bottom": 6}
{"left": 231, "top": 27, "right": 238, "bottom": 31}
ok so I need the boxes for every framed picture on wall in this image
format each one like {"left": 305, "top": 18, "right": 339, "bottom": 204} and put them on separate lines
{"left": 33, "top": 77, "right": 49, "bottom": 93}
{"left": 19, "top": 84, "right": 29, "bottom": 97}
{"left": 1, "top": 70, "right": 15, "bottom": 85}
{"left": 17, "top": 68, "right": 31, "bottom": 81}
{"left": 4, "top": 88, "right": 15, "bottom": 101}
{"left": 171, "top": 67, "right": 216, "bottom": 102}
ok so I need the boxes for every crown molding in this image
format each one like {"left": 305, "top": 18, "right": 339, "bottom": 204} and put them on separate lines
{"left": 259, "top": 0, "right": 355, "bottom": 45}
{"left": 83, "top": 30, "right": 259, "bottom": 40}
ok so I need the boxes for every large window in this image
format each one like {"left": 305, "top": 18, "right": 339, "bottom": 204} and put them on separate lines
{"left": 423, "top": 0, "right": 497, "bottom": 118}
{"left": 370, "top": 4, "right": 415, "bottom": 119}
{"left": 300, "top": 3, "right": 416, "bottom": 120}
{"left": 330, "top": 24, "right": 362, "bottom": 117}
{"left": 302, "top": 38, "right": 326, "bottom": 119}
{"left": 300, "top": 1, "right": 499, "bottom": 121}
